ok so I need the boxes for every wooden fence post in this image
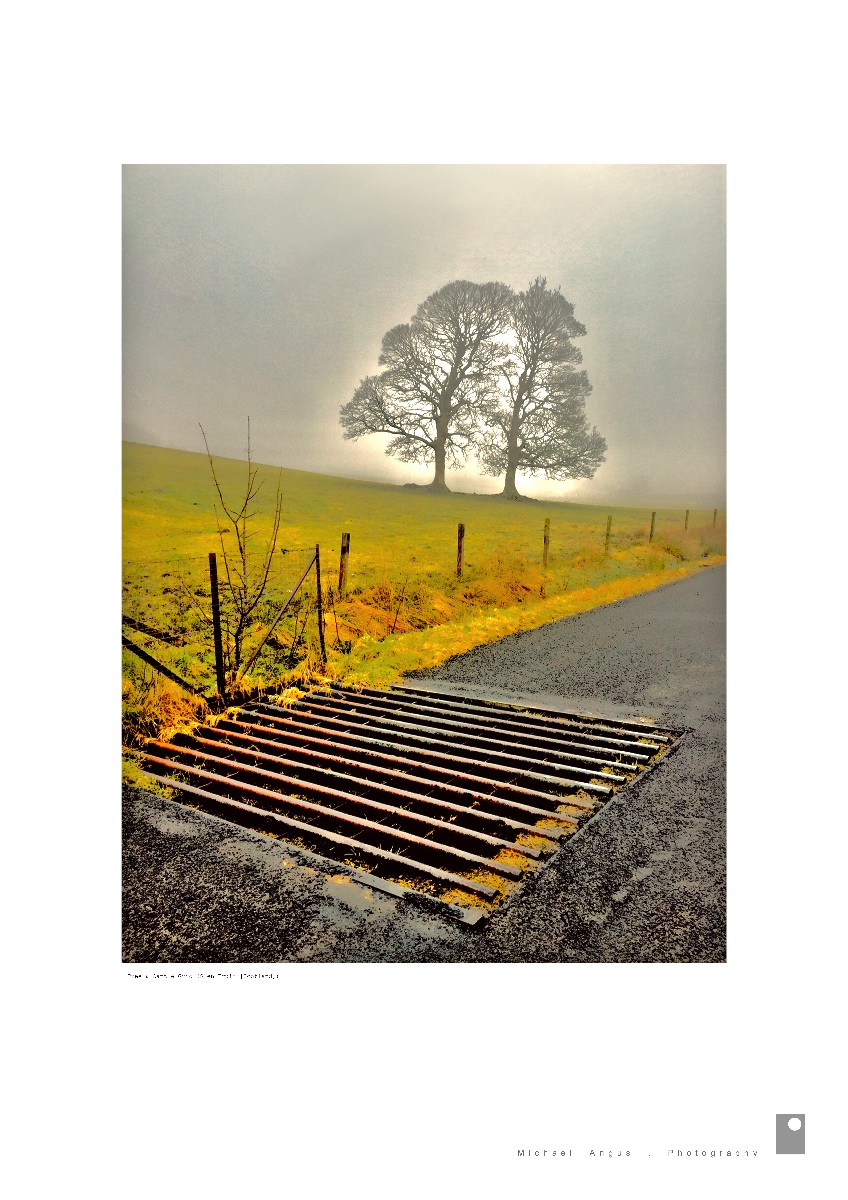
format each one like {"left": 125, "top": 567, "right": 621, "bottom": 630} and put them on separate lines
{"left": 543, "top": 518, "right": 550, "bottom": 568}
{"left": 685, "top": 509, "right": 690, "bottom": 530}
{"left": 338, "top": 532, "right": 350, "bottom": 596}
{"left": 456, "top": 523, "right": 465, "bottom": 578}
{"left": 315, "top": 544, "right": 327, "bottom": 663}
{"left": 713, "top": 508, "right": 717, "bottom": 527}
{"left": 208, "top": 552, "right": 227, "bottom": 703}
{"left": 649, "top": 511, "right": 656, "bottom": 542}
{"left": 604, "top": 515, "right": 612, "bottom": 555}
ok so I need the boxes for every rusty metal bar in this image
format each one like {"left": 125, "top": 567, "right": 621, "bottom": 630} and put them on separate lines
{"left": 260, "top": 701, "right": 627, "bottom": 785}
{"left": 193, "top": 726, "right": 564, "bottom": 840}
{"left": 649, "top": 511, "right": 656, "bottom": 542}
{"left": 340, "top": 695, "right": 650, "bottom": 765}
{"left": 457, "top": 522, "right": 464, "bottom": 578}
{"left": 391, "top": 684, "right": 670, "bottom": 744}
{"left": 148, "top": 774, "right": 498, "bottom": 900}
{"left": 151, "top": 738, "right": 541, "bottom": 862}
{"left": 224, "top": 714, "right": 600, "bottom": 815}
{"left": 379, "top": 686, "right": 662, "bottom": 748}
{"left": 543, "top": 517, "right": 550, "bottom": 568}
{"left": 248, "top": 703, "right": 615, "bottom": 795}
{"left": 393, "top": 683, "right": 672, "bottom": 739}
{"left": 390, "top": 689, "right": 671, "bottom": 746}
{"left": 136, "top": 680, "right": 679, "bottom": 921}
{"left": 142, "top": 749, "right": 525, "bottom": 879}
{"left": 162, "top": 735, "right": 548, "bottom": 854}
{"left": 290, "top": 692, "right": 642, "bottom": 772}
{"left": 341, "top": 686, "right": 660, "bottom": 754}
{"left": 121, "top": 634, "right": 206, "bottom": 697}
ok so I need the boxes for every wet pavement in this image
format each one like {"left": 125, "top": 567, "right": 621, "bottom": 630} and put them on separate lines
{"left": 123, "top": 563, "right": 726, "bottom": 963}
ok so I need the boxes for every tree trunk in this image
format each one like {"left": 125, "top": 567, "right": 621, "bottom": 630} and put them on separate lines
{"left": 427, "top": 404, "right": 452, "bottom": 492}
{"left": 501, "top": 458, "right": 522, "bottom": 499}
{"left": 428, "top": 440, "right": 450, "bottom": 491}
{"left": 500, "top": 393, "right": 524, "bottom": 499}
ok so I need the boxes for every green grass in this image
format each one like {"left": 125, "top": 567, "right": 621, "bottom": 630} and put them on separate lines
{"left": 122, "top": 441, "right": 726, "bottom": 742}
{"left": 124, "top": 441, "right": 722, "bottom": 578}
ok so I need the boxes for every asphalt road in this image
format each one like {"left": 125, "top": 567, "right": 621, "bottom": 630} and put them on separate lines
{"left": 122, "top": 563, "right": 726, "bottom": 963}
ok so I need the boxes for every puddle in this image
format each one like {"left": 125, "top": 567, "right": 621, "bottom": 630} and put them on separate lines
{"left": 322, "top": 872, "right": 397, "bottom": 916}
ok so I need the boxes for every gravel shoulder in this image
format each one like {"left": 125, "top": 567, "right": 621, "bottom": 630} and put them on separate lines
{"left": 123, "top": 564, "right": 726, "bottom": 963}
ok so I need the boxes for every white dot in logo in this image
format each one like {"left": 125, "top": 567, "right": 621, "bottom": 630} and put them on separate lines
{"left": 787, "top": 1118, "right": 802, "bottom": 1132}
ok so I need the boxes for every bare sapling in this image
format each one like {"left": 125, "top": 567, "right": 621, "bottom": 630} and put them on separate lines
{"left": 199, "top": 420, "right": 284, "bottom": 689}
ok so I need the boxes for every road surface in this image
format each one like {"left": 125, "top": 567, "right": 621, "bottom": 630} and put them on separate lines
{"left": 122, "top": 563, "right": 726, "bottom": 963}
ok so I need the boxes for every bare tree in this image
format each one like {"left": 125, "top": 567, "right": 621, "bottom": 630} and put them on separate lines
{"left": 199, "top": 420, "right": 284, "bottom": 685}
{"left": 477, "top": 278, "right": 607, "bottom": 498}
{"left": 339, "top": 279, "right": 512, "bottom": 492}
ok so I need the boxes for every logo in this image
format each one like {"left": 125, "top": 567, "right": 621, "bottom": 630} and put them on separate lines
{"left": 775, "top": 1114, "right": 804, "bottom": 1154}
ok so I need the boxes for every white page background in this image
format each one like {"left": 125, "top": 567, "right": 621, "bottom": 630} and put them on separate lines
{"left": 5, "top": 3, "right": 841, "bottom": 1197}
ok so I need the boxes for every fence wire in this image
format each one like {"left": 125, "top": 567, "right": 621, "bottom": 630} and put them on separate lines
{"left": 122, "top": 544, "right": 323, "bottom": 692}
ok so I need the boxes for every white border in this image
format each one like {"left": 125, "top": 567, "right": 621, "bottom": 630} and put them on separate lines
{"left": 6, "top": 2, "right": 842, "bottom": 1196}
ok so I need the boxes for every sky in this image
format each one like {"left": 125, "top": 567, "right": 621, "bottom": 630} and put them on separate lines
{"left": 123, "top": 164, "right": 725, "bottom": 506}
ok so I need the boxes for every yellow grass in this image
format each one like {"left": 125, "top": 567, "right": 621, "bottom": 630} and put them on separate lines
{"left": 329, "top": 556, "right": 724, "bottom": 689}
{"left": 122, "top": 441, "right": 725, "bottom": 746}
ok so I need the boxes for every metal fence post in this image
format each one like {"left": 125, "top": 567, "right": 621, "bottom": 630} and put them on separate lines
{"left": 604, "top": 515, "right": 612, "bottom": 555}
{"left": 315, "top": 544, "right": 327, "bottom": 663}
{"left": 456, "top": 523, "right": 465, "bottom": 578}
{"left": 649, "top": 511, "right": 656, "bottom": 542}
{"left": 685, "top": 509, "right": 690, "bottom": 531}
{"left": 543, "top": 518, "right": 550, "bottom": 568}
{"left": 208, "top": 552, "right": 227, "bottom": 703}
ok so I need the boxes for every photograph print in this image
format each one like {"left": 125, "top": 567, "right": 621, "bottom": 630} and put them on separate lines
{"left": 121, "top": 164, "right": 726, "bottom": 964}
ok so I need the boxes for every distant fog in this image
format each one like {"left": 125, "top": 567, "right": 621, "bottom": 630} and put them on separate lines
{"left": 123, "top": 164, "right": 725, "bottom": 507}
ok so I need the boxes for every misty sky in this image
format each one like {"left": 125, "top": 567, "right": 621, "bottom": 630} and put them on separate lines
{"left": 123, "top": 165, "right": 725, "bottom": 506}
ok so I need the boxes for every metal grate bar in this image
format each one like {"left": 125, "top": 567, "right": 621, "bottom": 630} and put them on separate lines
{"left": 144, "top": 684, "right": 680, "bottom": 922}
{"left": 163, "top": 734, "right": 549, "bottom": 854}
{"left": 156, "top": 776, "right": 500, "bottom": 900}
{"left": 349, "top": 685, "right": 662, "bottom": 753}
{"left": 394, "top": 684, "right": 672, "bottom": 742}
{"left": 219, "top": 716, "right": 597, "bottom": 820}
{"left": 142, "top": 752, "right": 525, "bottom": 879}
{"left": 252, "top": 700, "right": 629, "bottom": 783}
{"left": 286, "top": 692, "right": 649, "bottom": 769}
{"left": 192, "top": 725, "right": 571, "bottom": 839}
{"left": 236, "top": 708, "right": 614, "bottom": 798}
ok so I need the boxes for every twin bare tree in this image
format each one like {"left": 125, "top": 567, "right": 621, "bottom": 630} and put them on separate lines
{"left": 339, "top": 277, "right": 607, "bottom": 499}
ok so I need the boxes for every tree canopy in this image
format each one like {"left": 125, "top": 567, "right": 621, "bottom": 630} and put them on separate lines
{"left": 339, "top": 279, "right": 511, "bottom": 491}
{"left": 477, "top": 278, "right": 606, "bottom": 498}
{"left": 339, "top": 276, "right": 605, "bottom": 497}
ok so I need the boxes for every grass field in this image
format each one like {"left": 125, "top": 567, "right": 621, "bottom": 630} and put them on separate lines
{"left": 122, "top": 441, "right": 725, "bottom": 744}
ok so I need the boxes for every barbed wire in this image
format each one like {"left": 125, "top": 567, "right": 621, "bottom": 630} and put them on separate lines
{"left": 124, "top": 546, "right": 317, "bottom": 569}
